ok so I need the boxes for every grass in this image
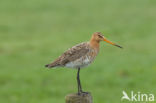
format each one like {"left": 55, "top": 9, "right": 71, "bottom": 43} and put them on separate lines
{"left": 0, "top": 0, "right": 156, "bottom": 103}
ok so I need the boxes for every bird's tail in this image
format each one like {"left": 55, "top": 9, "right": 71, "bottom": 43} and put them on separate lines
{"left": 45, "top": 63, "right": 59, "bottom": 68}
{"left": 45, "top": 64, "right": 54, "bottom": 68}
{"left": 45, "top": 60, "right": 60, "bottom": 68}
{"left": 45, "top": 57, "right": 62, "bottom": 69}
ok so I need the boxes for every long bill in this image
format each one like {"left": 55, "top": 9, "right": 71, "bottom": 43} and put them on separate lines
{"left": 104, "top": 38, "right": 123, "bottom": 48}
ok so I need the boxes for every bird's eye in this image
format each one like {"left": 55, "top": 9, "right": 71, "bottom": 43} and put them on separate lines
{"left": 98, "top": 35, "right": 103, "bottom": 38}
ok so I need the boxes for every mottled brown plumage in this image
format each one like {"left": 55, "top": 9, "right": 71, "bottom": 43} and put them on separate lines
{"left": 45, "top": 32, "right": 122, "bottom": 94}
{"left": 45, "top": 42, "right": 91, "bottom": 68}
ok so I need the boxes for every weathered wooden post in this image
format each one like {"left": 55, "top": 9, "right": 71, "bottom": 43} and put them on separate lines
{"left": 65, "top": 92, "right": 93, "bottom": 103}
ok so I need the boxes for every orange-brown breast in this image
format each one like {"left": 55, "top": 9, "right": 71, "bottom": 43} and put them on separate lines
{"left": 89, "top": 36, "right": 100, "bottom": 54}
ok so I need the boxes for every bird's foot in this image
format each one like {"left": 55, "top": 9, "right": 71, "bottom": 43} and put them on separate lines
{"left": 77, "top": 92, "right": 81, "bottom": 95}
{"left": 77, "top": 91, "right": 89, "bottom": 95}
{"left": 81, "top": 91, "right": 89, "bottom": 94}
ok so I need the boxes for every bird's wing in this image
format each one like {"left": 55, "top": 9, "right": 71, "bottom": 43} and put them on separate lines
{"left": 47, "top": 42, "right": 89, "bottom": 67}
{"left": 46, "top": 42, "right": 90, "bottom": 68}
{"left": 59, "top": 42, "right": 90, "bottom": 65}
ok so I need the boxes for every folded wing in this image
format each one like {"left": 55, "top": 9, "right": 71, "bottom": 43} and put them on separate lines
{"left": 45, "top": 42, "right": 90, "bottom": 68}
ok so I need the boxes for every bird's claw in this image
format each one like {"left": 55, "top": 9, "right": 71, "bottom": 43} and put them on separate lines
{"left": 77, "top": 91, "right": 89, "bottom": 95}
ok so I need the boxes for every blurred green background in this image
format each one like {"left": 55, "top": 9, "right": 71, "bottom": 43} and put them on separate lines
{"left": 0, "top": 0, "right": 156, "bottom": 103}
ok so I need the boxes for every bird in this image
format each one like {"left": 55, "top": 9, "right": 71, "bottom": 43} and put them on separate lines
{"left": 45, "top": 32, "right": 122, "bottom": 95}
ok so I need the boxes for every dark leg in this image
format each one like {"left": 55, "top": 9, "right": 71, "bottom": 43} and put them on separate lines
{"left": 77, "top": 68, "right": 80, "bottom": 94}
{"left": 77, "top": 68, "right": 83, "bottom": 94}
{"left": 77, "top": 68, "right": 88, "bottom": 95}
{"left": 78, "top": 68, "right": 82, "bottom": 92}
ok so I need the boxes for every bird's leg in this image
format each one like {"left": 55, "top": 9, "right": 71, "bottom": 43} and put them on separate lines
{"left": 78, "top": 68, "right": 89, "bottom": 94}
{"left": 78, "top": 68, "right": 82, "bottom": 93}
{"left": 77, "top": 68, "right": 80, "bottom": 94}
{"left": 77, "top": 68, "right": 88, "bottom": 95}
{"left": 77, "top": 68, "right": 82, "bottom": 95}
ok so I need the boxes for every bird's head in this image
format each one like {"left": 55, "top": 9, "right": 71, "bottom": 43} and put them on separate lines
{"left": 91, "top": 32, "right": 123, "bottom": 48}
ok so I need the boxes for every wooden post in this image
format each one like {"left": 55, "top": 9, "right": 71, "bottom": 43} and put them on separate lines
{"left": 65, "top": 92, "right": 93, "bottom": 103}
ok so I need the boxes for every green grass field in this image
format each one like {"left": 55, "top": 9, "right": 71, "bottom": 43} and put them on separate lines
{"left": 0, "top": 0, "right": 156, "bottom": 103}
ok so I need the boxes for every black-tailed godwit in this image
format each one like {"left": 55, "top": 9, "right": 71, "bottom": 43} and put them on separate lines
{"left": 45, "top": 32, "right": 122, "bottom": 94}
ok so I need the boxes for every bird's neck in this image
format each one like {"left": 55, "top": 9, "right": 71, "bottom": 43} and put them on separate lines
{"left": 89, "top": 38, "right": 100, "bottom": 50}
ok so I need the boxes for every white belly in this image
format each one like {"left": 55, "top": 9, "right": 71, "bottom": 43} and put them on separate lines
{"left": 65, "top": 56, "right": 92, "bottom": 69}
